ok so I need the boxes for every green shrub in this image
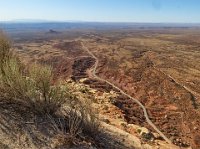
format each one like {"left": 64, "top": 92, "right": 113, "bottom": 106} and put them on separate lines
{"left": 0, "top": 34, "right": 66, "bottom": 115}
{"left": 0, "top": 59, "right": 66, "bottom": 114}
{"left": 0, "top": 57, "right": 27, "bottom": 101}
{"left": 0, "top": 33, "right": 11, "bottom": 64}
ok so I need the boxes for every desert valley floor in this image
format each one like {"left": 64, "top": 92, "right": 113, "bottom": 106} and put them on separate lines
{"left": 5, "top": 27, "right": 200, "bottom": 148}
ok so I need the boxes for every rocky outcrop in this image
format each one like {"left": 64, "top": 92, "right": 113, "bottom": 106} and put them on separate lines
{"left": 71, "top": 57, "right": 95, "bottom": 81}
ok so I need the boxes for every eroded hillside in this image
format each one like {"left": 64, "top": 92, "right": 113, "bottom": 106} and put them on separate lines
{"left": 11, "top": 29, "right": 200, "bottom": 149}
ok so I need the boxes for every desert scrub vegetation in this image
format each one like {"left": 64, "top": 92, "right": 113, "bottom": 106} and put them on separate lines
{"left": 0, "top": 40, "right": 66, "bottom": 114}
{"left": 0, "top": 33, "right": 100, "bottom": 148}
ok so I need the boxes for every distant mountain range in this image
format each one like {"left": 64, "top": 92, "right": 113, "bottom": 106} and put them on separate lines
{"left": 0, "top": 21, "right": 200, "bottom": 33}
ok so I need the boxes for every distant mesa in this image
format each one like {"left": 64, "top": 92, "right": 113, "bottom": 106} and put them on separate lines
{"left": 47, "top": 29, "right": 61, "bottom": 34}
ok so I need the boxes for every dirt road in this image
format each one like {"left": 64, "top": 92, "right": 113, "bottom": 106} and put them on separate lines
{"left": 81, "top": 42, "right": 172, "bottom": 144}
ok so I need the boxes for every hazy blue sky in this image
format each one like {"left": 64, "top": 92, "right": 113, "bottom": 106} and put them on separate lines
{"left": 0, "top": 0, "right": 199, "bottom": 23}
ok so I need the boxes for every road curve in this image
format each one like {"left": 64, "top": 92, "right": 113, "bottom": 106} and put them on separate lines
{"left": 81, "top": 42, "right": 172, "bottom": 144}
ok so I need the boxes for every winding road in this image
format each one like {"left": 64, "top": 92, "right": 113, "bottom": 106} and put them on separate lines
{"left": 81, "top": 42, "right": 172, "bottom": 144}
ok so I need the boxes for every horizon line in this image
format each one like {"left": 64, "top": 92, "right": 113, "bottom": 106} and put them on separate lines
{"left": 1, "top": 20, "right": 200, "bottom": 24}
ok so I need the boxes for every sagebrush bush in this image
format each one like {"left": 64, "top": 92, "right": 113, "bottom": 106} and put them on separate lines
{"left": 0, "top": 61, "right": 68, "bottom": 114}
{"left": 28, "top": 64, "right": 68, "bottom": 114}
{"left": 0, "top": 33, "right": 11, "bottom": 63}
{"left": 0, "top": 57, "right": 27, "bottom": 100}
{"left": 0, "top": 33, "right": 100, "bottom": 147}
{"left": 0, "top": 33, "right": 66, "bottom": 115}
